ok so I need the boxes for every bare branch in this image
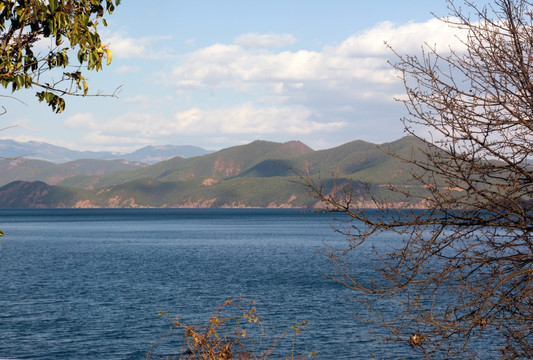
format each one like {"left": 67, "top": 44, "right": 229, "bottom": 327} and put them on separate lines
{"left": 301, "top": 1, "right": 533, "bottom": 358}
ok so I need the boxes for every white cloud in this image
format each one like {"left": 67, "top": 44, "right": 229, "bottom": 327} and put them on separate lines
{"left": 115, "top": 65, "right": 141, "bottom": 74}
{"left": 64, "top": 112, "right": 167, "bottom": 150}
{"left": 335, "top": 18, "right": 467, "bottom": 57}
{"left": 65, "top": 112, "right": 158, "bottom": 136}
{"left": 62, "top": 104, "right": 346, "bottom": 150}
{"left": 170, "top": 44, "right": 243, "bottom": 90}
{"left": 79, "top": 131, "right": 151, "bottom": 147}
{"left": 166, "top": 17, "right": 466, "bottom": 131}
{"left": 170, "top": 18, "right": 465, "bottom": 92}
{"left": 234, "top": 33, "right": 297, "bottom": 48}
{"left": 123, "top": 95, "right": 173, "bottom": 105}
{"left": 0, "top": 118, "right": 34, "bottom": 131}
{"left": 64, "top": 113, "right": 99, "bottom": 130}
{"left": 61, "top": 18, "right": 467, "bottom": 151}
{"left": 105, "top": 33, "right": 174, "bottom": 59}
{"left": 171, "top": 104, "right": 345, "bottom": 135}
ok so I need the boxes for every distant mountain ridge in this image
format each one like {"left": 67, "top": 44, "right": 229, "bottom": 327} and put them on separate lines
{"left": 0, "top": 139, "right": 213, "bottom": 164}
{"left": 0, "top": 137, "right": 435, "bottom": 208}
{"left": 122, "top": 145, "right": 212, "bottom": 163}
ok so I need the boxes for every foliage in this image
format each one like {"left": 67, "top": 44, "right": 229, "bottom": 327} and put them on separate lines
{"left": 0, "top": 158, "right": 144, "bottom": 187}
{"left": 299, "top": 0, "right": 533, "bottom": 358}
{"left": 0, "top": 179, "right": 88, "bottom": 207}
{"left": 0, "top": 137, "right": 440, "bottom": 208}
{"left": 146, "top": 298, "right": 315, "bottom": 360}
{"left": 53, "top": 137, "right": 420, "bottom": 190}
{"left": 0, "top": 0, "right": 120, "bottom": 112}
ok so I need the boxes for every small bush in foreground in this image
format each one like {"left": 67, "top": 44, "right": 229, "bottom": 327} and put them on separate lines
{"left": 146, "top": 298, "right": 316, "bottom": 360}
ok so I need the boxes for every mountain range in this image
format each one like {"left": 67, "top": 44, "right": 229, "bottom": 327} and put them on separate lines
{"left": 0, "top": 136, "right": 432, "bottom": 208}
{"left": 0, "top": 139, "right": 212, "bottom": 164}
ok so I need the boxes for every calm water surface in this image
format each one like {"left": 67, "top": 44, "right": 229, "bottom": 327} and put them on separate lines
{"left": 0, "top": 209, "right": 414, "bottom": 359}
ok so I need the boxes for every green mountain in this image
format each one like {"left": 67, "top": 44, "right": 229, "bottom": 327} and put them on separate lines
{"left": 0, "top": 181, "right": 88, "bottom": 208}
{"left": 57, "top": 140, "right": 313, "bottom": 189}
{"left": 236, "top": 136, "right": 425, "bottom": 184}
{"left": 0, "top": 137, "right": 433, "bottom": 208}
{"left": 0, "top": 158, "right": 146, "bottom": 187}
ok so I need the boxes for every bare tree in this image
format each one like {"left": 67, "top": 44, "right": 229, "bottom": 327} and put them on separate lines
{"left": 300, "top": 0, "right": 533, "bottom": 358}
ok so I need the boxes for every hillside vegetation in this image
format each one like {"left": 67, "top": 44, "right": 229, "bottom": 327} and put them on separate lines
{"left": 0, "top": 137, "right": 435, "bottom": 208}
{"left": 0, "top": 159, "right": 145, "bottom": 187}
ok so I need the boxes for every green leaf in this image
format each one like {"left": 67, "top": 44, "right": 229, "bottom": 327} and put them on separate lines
{"left": 55, "top": 33, "right": 62, "bottom": 46}
{"left": 88, "top": 52, "right": 96, "bottom": 69}
{"left": 105, "top": 48, "right": 112, "bottom": 66}
{"left": 48, "top": 0, "right": 58, "bottom": 14}
{"left": 82, "top": 80, "right": 88, "bottom": 95}
{"left": 24, "top": 74, "right": 32, "bottom": 88}
{"left": 48, "top": 18, "right": 55, "bottom": 34}
{"left": 44, "top": 91, "right": 54, "bottom": 103}
{"left": 87, "top": 32, "right": 95, "bottom": 45}
{"left": 106, "top": 2, "right": 115, "bottom": 14}
{"left": 2, "top": 0, "right": 120, "bottom": 113}
{"left": 77, "top": 48, "right": 87, "bottom": 64}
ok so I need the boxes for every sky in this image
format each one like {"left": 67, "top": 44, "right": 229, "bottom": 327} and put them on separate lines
{"left": 1, "top": 0, "right": 459, "bottom": 153}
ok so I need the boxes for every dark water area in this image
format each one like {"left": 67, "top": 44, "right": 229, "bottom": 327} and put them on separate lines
{"left": 0, "top": 209, "right": 448, "bottom": 359}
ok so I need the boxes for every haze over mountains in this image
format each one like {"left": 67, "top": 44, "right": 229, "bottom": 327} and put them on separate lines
{"left": 0, "top": 139, "right": 213, "bottom": 164}
{"left": 0, "top": 137, "right": 431, "bottom": 208}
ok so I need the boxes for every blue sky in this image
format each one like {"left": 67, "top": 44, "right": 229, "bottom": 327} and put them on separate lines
{"left": 2, "top": 0, "right": 458, "bottom": 153}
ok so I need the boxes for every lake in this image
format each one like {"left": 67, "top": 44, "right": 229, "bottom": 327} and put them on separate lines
{"left": 0, "top": 209, "right": 421, "bottom": 359}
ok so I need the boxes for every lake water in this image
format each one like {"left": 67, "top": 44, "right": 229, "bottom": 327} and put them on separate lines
{"left": 0, "top": 209, "right": 424, "bottom": 359}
